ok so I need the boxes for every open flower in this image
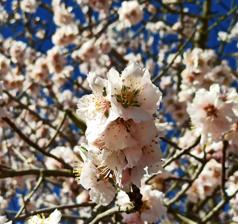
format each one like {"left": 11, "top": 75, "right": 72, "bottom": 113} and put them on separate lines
{"left": 118, "top": 185, "right": 166, "bottom": 223}
{"left": 121, "top": 142, "right": 163, "bottom": 188}
{"left": 118, "top": 1, "right": 143, "bottom": 27}
{"left": 78, "top": 149, "right": 116, "bottom": 206}
{"left": 27, "top": 210, "right": 62, "bottom": 224}
{"left": 52, "top": 25, "right": 78, "bottom": 46}
{"left": 187, "top": 84, "right": 237, "bottom": 142}
{"left": 72, "top": 39, "right": 98, "bottom": 62}
{"left": 77, "top": 72, "right": 117, "bottom": 140}
{"left": 107, "top": 63, "right": 162, "bottom": 122}
{"left": 186, "top": 159, "right": 221, "bottom": 202}
{"left": 90, "top": 118, "right": 158, "bottom": 151}
{"left": 140, "top": 185, "right": 166, "bottom": 222}
{"left": 20, "top": 0, "right": 38, "bottom": 13}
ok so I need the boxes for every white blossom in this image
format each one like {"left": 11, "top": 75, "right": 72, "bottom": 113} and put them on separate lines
{"left": 118, "top": 1, "right": 143, "bottom": 27}
{"left": 52, "top": 25, "right": 78, "bottom": 46}
{"left": 107, "top": 63, "right": 162, "bottom": 122}
{"left": 187, "top": 84, "right": 237, "bottom": 142}
{"left": 27, "top": 210, "right": 62, "bottom": 224}
{"left": 20, "top": 0, "right": 38, "bottom": 13}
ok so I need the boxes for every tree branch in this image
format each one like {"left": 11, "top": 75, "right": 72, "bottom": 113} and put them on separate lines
{"left": 2, "top": 117, "right": 72, "bottom": 170}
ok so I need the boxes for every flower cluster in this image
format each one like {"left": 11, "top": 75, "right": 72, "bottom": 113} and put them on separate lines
{"left": 75, "top": 63, "right": 164, "bottom": 213}
{"left": 52, "top": 0, "right": 78, "bottom": 47}
{"left": 186, "top": 159, "right": 221, "bottom": 202}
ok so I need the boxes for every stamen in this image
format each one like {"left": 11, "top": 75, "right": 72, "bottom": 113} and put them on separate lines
{"left": 115, "top": 85, "right": 140, "bottom": 108}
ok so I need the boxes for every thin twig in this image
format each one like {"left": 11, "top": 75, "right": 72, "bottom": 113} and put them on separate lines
{"left": 15, "top": 173, "right": 44, "bottom": 218}
{"left": 163, "top": 136, "right": 201, "bottom": 168}
{"left": 13, "top": 202, "right": 95, "bottom": 221}
{"left": 2, "top": 117, "right": 72, "bottom": 170}
{"left": 88, "top": 204, "right": 134, "bottom": 224}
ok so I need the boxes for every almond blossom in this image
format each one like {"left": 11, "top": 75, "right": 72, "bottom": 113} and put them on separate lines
{"left": 27, "top": 210, "right": 62, "bottom": 224}
{"left": 118, "top": 184, "right": 166, "bottom": 223}
{"left": 0, "top": 54, "right": 10, "bottom": 76}
{"left": 52, "top": 25, "right": 78, "bottom": 46}
{"left": 72, "top": 39, "right": 98, "bottom": 62}
{"left": 75, "top": 147, "right": 116, "bottom": 205}
{"left": 52, "top": 0, "right": 74, "bottom": 27}
{"left": 76, "top": 64, "right": 164, "bottom": 205}
{"left": 118, "top": 1, "right": 143, "bottom": 27}
{"left": 186, "top": 159, "right": 222, "bottom": 203}
{"left": 107, "top": 63, "right": 162, "bottom": 122}
{"left": 20, "top": 0, "right": 38, "bottom": 14}
{"left": 187, "top": 84, "right": 238, "bottom": 142}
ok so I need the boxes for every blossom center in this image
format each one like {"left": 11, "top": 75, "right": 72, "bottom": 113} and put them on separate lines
{"left": 204, "top": 104, "right": 218, "bottom": 118}
{"left": 115, "top": 85, "right": 140, "bottom": 108}
{"left": 97, "top": 164, "right": 113, "bottom": 180}
{"left": 95, "top": 98, "right": 111, "bottom": 117}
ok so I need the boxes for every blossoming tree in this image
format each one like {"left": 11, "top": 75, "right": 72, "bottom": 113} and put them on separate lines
{"left": 0, "top": 0, "right": 238, "bottom": 223}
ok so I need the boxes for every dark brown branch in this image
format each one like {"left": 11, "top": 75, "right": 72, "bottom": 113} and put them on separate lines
{"left": 201, "top": 189, "right": 238, "bottom": 223}
{"left": 221, "top": 140, "right": 229, "bottom": 197}
{"left": 13, "top": 202, "right": 95, "bottom": 221}
{"left": 163, "top": 136, "right": 201, "bottom": 168}
{"left": 0, "top": 168, "right": 73, "bottom": 179}
{"left": 3, "top": 90, "right": 72, "bottom": 144}
{"left": 2, "top": 117, "right": 72, "bottom": 170}
{"left": 88, "top": 204, "right": 134, "bottom": 224}
{"left": 15, "top": 174, "right": 44, "bottom": 218}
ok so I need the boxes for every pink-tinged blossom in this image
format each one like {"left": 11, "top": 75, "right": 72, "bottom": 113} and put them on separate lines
{"left": 183, "top": 48, "right": 216, "bottom": 75}
{"left": 88, "top": 0, "right": 112, "bottom": 12}
{"left": 179, "top": 48, "right": 217, "bottom": 92}
{"left": 78, "top": 156, "right": 116, "bottom": 206}
{"left": 121, "top": 143, "right": 163, "bottom": 188}
{"left": 140, "top": 185, "right": 166, "bottom": 222}
{"left": 90, "top": 118, "right": 158, "bottom": 152}
{"left": 52, "top": 0, "right": 74, "bottom": 27}
{"left": 230, "top": 194, "right": 238, "bottom": 222}
{"left": 27, "top": 209, "right": 62, "bottom": 224}
{"left": 52, "top": 25, "right": 78, "bottom": 46}
{"left": 95, "top": 35, "right": 112, "bottom": 54}
{"left": 227, "top": 172, "right": 238, "bottom": 222}
{"left": 107, "top": 63, "right": 162, "bottom": 122}
{"left": 123, "top": 213, "right": 144, "bottom": 224}
{"left": 28, "top": 57, "right": 49, "bottom": 82}
{"left": 77, "top": 0, "right": 112, "bottom": 12}
{"left": 20, "top": 0, "right": 38, "bottom": 13}
{"left": 76, "top": 63, "right": 164, "bottom": 203}
{"left": 187, "top": 84, "right": 238, "bottom": 142}
{"left": 72, "top": 39, "right": 98, "bottom": 62}
{"left": 45, "top": 146, "right": 79, "bottom": 169}
{"left": 77, "top": 72, "right": 117, "bottom": 142}
{"left": 187, "top": 159, "right": 221, "bottom": 203}
{"left": 47, "top": 47, "right": 65, "bottom": 74}
{"left": 0, "top": 54, "right": 10, "bottom": 76}
{"left": 118, "top": 1, "right": 143, "bottom": 27}
{"left": 118, "top": 185, "right": 166, "bottom": 223}
{"left": 9, "top": 41, "right": 26, "bottom": 64}
{"left": 226, "top": 122, "right": 238, "bottom": 154}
